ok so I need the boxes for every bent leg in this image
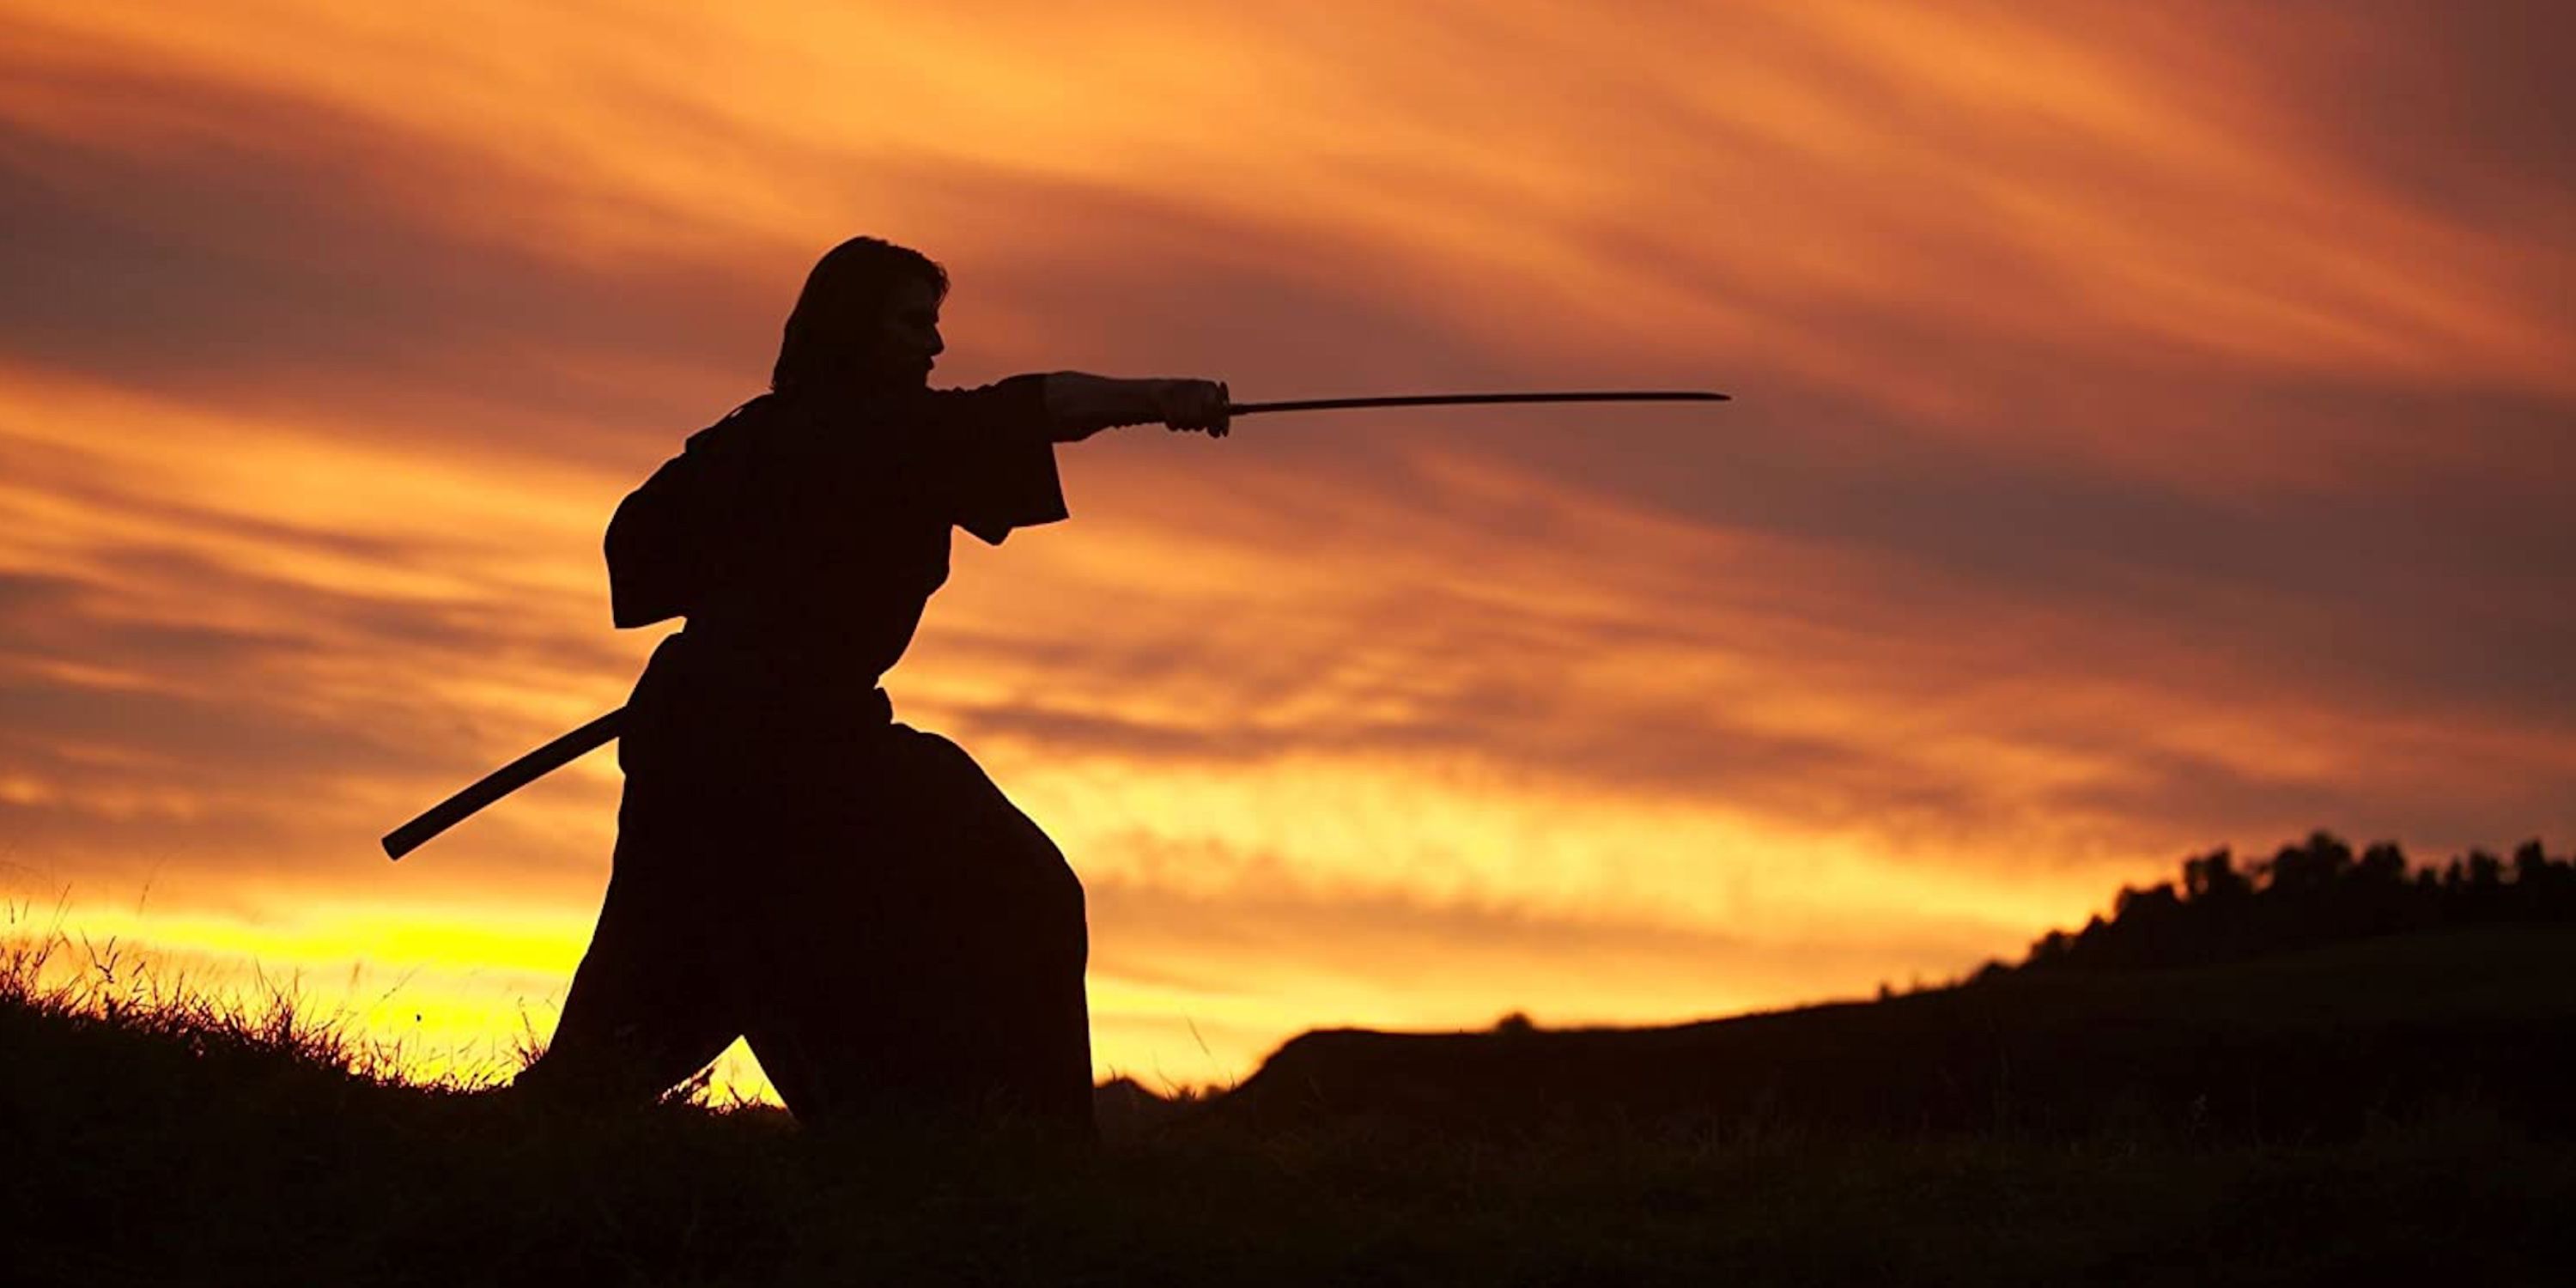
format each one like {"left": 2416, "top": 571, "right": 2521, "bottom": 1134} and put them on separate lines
{"left": 756, "top": 727, "right": 1094, "bottom": 1136}
{"left": 513, "top": 839, "right": 741, "bottom": 1107}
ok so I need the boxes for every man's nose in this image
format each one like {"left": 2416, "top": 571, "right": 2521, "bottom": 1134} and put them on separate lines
{"left": 926, "top": 329, "right": 945, "bottom": 357}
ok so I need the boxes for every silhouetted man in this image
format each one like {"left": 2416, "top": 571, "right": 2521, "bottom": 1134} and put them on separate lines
{"left": 513, "top": 236, "right": 1227, "bottom": 1134}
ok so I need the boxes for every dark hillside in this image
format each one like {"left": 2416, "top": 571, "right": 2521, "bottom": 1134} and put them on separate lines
{"left": 9, "top": 942, "right": 2573, "bottom": 1288}
{"left": 1224, "top": 927, "right": 2576, "bottom": 1139}
{"left": 1223, "top": 834, "right": 2576, "bottom": 1139}
{"left": 7, "top": 835, "right": 2573, "bottom": 1283}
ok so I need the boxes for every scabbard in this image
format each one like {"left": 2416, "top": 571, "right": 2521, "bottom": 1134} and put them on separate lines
{"left": 382, "top": 708, "right": 628, "bottom": 860}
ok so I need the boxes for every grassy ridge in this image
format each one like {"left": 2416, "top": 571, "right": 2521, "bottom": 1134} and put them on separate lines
{"left": 1230, "top": 926, "right": 2576, "bottom": 1139}
{"left": 6, "top": 930, "right": 2573, "bottom": 1285}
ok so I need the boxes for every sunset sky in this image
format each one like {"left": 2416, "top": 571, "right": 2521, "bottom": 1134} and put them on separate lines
{"left": 3, "top": 1, "right": 2570, "bottom": 1097}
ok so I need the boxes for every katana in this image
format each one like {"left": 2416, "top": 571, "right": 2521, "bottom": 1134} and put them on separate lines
{"left": 381, "top": 387, "right": 1728, "bottom": 860}
{"left": 1231, "top": 390, "right": 1725, "bottom": 416}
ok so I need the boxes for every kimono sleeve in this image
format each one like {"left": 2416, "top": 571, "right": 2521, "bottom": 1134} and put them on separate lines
{"left": 918, "top": 374, "right": 1070, "bottom": 546}
{"left": 605, "top": 453, "right": 703, "bottom": 628}
{"left": 603, "top": 406, "right": 758, "bottom": 629}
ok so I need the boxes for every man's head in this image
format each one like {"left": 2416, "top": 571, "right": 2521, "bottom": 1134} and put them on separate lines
{"left": 771, "top": 236, "right": 949, "bottom": 396}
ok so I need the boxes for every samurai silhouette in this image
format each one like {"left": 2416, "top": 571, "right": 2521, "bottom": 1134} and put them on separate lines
{"left": 510, "top": 236, "right": 1230, "bottom": 1133}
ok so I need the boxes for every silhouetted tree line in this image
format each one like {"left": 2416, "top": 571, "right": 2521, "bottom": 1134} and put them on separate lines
{"left": 1985, "top": 831, "right": 2576, "bottom": 977}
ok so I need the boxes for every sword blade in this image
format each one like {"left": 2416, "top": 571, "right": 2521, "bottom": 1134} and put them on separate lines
{"left": 1230, "top": 390, "right": 1728, "bottom": 416}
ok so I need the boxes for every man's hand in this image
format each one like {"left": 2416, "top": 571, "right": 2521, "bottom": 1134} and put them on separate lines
{"left": 1157, "top": 379, "right": 1230, "bottom": 437}
{"left": 1043, "top": 373, "right": 1231, "bottom": 442}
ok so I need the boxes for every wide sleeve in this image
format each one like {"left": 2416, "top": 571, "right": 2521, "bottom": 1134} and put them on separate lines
{"left": 603, "top": 403, "right": 762, "bottom": 629}
{"left": 913, "top": 374, "right": 1070, "bottom": 546}
{"left": 604, "top": 452, "right": 706, "bottom": 629}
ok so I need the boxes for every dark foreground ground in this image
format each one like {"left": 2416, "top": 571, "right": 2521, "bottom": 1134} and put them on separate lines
{"left": 5, "top": 927, "right": 2571, "bottom": 1286}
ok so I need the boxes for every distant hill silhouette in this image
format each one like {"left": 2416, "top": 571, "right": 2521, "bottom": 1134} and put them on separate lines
{"left": 1221, "top": 833, "right": 2576, "bottom": 1140}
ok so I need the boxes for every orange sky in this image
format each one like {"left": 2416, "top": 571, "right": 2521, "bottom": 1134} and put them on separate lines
{"left": 3, "top": 1, "right": 2572, "bottom": 1097}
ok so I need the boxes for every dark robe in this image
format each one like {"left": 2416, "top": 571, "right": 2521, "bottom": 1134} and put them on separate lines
{"left": 517, "top": 377, "right": 1092, "bottom": 1133}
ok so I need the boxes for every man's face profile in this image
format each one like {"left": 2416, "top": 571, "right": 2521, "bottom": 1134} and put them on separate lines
{"left": 870, "top": 275, "right": 945, "bottom": 386}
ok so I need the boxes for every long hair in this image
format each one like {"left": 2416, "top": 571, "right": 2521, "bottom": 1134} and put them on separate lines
{"left": 769, "top": 236, "right": 948, "bottom": 396}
